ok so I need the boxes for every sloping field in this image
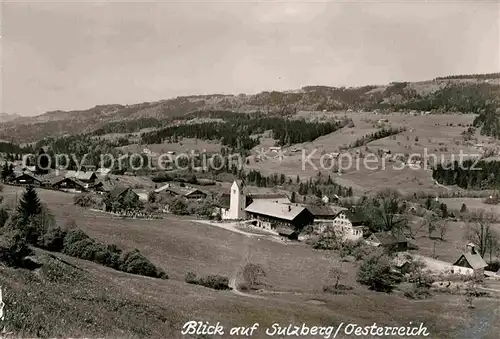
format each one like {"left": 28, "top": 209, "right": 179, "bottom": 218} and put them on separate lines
{"left": 2, "top": 185, "right": 500, "bottom": 338}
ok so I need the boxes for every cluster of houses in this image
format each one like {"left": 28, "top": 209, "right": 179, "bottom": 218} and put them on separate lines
{"left": 6, "top": 165, "right": 112, "bottom": 194}
{"left": 4, "top": 165, "right": 496, "bottom": 277}
{"left": 216, "top": 180, "right": 496, "bottom": 277}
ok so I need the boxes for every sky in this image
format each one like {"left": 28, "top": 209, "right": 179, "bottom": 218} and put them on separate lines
{"left": 1, "top": 0, "right": 499, "bottom": 116}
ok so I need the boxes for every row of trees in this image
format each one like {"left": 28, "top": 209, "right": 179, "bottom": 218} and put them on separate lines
{"left": 432, "top": 160, "right": 500, "bottom": 190}
{"left": 350, "top": 127, "right": 405, "bottom": 148}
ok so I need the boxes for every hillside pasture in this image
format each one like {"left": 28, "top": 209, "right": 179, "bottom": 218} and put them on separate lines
{"left": 247, "top": 112, "right": 499, "bottom": 195}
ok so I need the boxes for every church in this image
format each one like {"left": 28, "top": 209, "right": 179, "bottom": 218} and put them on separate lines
{"left": 216, "top": 180, "right": 314, "bottom": 236}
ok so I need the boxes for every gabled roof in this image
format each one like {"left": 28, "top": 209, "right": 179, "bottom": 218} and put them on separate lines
{"left": 65, "top": 171, "right": 97, "bottom": 181}
{"left": 96, "top": 168, "right": 111, "bottom": 175}
{"left": 157, "top": 186, "right": 206, "bottom": 197}
{"left": 305, "top": 205, "right": 340, "bottom": 217}
{"left": 14, "top": 172, "right": 42, "bottom": 182}
{"left": 51, "top": 176, "right": 86, "bottom": 188}
{"left": 336, "top": 209, "right": 364, "bottom": 224}
{"left": 109, "top": 185, "right": 131, "bottom": 199}
{"left": 245, "top": 201, "right": 307, "bottom": 221}
{"left": 370, "top": 232, "right": 408, "bottom": 245}
{"left": 216, "top": 193, "right": 231, "bottom": 209}
{"left": 453, "top": 253, "right": 488, "bottom": 270}
{"left": 154, "top": 184, "right": 170, "bottom": 193}
{"left": 93, "top": 181, "right": 113, "bottom": 192}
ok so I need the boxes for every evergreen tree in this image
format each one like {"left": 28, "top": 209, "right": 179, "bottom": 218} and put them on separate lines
{"left": 1, "top": 162, "right": 12, "bottom": 181}
{"left": 460, "top": 203, "right": 468, "bottom": 213}
{"left": 36, "top": 148, "right": 50, "bottom": 174}
{"left": 291, "top": 191, "right": 296, "bottom": 203}
{"left": 17, "top": 185, "right": 42, "bottom": 220}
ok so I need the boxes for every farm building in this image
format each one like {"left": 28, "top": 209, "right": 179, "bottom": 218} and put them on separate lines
{"left": 65, "top": 171, "right": 98, "bottom": 184}
{"left": 92, "top": 181, "right": 113, "bottom": 194}
{"left": 12, "top": 172, "right": 42, "bottom": 186}
{"left": 51, "top": 176, "right": 86, "bottom": 192}
{"left": 247, "top": 192, "right": 290, "bottom": 204}
{"left": 367, "top": 232, "right": 409, "bottom": 252}
{"left": 244, "top": 200, "right": 314, "bottom": 239}
{"left": 312, "top": 208, "right": 364, "bottom": 241}
{"left": 452, "top": 243, "right": 488, "bottom": 274}
{"left": 154, "top": 184, "right": 207, "bottom": 200}
{"left": 305, "top": 205, "right": 345, "bottom": 220}
{"left": 105, "top": 185, "right": 140, "bottom": 211}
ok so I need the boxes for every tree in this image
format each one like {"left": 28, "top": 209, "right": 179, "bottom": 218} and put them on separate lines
{"left": 437, "top": 220, "right": 449, "bottom": 241}
{"left": 170, "top": 199, "right": 188, "bottom": 215}
{"left": 242, "top": 263, "right": 266, "bottom": 288}
{"left": 0, "top": 207, "right": 9, "bottom": 228}
{"left": 1, "top": 162, "right": 13, "bottom": 181}
{"left": 36, "top": 148, "right": 50, "bottom": 174}
{"left": 328, "top": 266, "right": 346, "bottom": 289}
{"left": 16, "top": 185, "right": 42, "bottom": 221}
{"left": 363, "top": 188, "right": 407, "bottom": 233}
{"left": 425, "top": 214, "right": 437, "bottom": 238}
{"left": 464, "top": 210, "right": 500, "bottom": 258}
{"left": 357, "top": 253, "right": 402, "bottom": 293}
{"left": 290, "top": 191, "right": 296, "bottom": 203}
{"left": 460, "top": 203, "right": 468, "bottom": 213}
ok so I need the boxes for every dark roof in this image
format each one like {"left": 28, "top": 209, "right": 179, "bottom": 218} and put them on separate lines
{"left": 337, "top": 209, "right": 364, "bottom": 224}
{"left": 51, "top": 176, "right": 86, "bottom": 188}
{"left": 305, "top": 205, "right": 338, "bottom": 217}
{"left": 14, "top": 172, "right": 42, "bottom": 182}
{"left": 93, "top": 181, "right": 113, "bottom": 192}
{"left": 370, "top": 232, "right": 408, "bottom": 245}
{"left": 109, "top": 185, "right": 131, "bottom": 199}
{"left": 216, "top": 193, "right": 231, "bottom": 209}
{"left": 453, "top": 253, "right": 488, "bottom": 270}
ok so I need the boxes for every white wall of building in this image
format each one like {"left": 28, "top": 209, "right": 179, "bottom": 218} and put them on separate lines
{"left": 228, "top": 181, "right": 246, "bottom": 220}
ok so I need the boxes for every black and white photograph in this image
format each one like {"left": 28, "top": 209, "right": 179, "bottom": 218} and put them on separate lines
{"left": 0, "top": 0, "right": 499, "bottom": 338}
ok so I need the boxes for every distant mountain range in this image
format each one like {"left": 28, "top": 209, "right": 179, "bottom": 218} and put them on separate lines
{"left": 0, "top": 112, "right": 21, "bottom": 123}
{"left": 1, "top": 73, "right": 499, "bottom": 143}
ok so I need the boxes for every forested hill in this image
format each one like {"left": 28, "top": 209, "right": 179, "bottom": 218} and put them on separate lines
{"left": 2, "top": 73, "right": 500, "bottom": 142}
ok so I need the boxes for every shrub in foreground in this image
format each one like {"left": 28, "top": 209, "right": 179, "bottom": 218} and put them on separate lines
{"left": 185, "top": 272, "right": 230, "bottom": 290}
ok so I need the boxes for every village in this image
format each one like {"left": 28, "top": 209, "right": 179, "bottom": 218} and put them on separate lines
{"left": 3, "top": 158, "right": 499, "bottom": 284}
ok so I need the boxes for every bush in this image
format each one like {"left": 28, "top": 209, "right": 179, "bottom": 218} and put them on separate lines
{"left": 404, "top": 286, "right": 432, "bottom": 300}
{"left": 185, "top": 273, "right": 230, "bottom": 290}
{"left": 170, "top": 199, "right": 188, "bottom": 215}
{"left": 120, "top": 249, "right": 167, "bottom": 279}
{"left": 242, "top": 263, "right": 266, "bottom": 288}
{"left": 197, "top": 275, "right": 230, "bottom": 290}
{"left": 61, "top": 229, "right": 167, "bottom": 278}
{"left": 322, "top": 284, "right": 353, "bottom": 294}
{"left": 357, "top": 254, "right": 402, "bottom": 293}
{"left": 0, "top": 230, "right": 33, "bottom": 268}
{"left": 73, "top": 193, "right": 97, "bottom": 208}
{"left": 185, "top": 271, "right": 198, "bottom": 284}
{"left": 39, "top": 227, "right": 67, "bottom": 251}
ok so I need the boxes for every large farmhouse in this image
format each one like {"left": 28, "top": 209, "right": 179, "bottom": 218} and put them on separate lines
{"left": 245, "top": 201, "right": 314, "bottom": 238}
{"left": 154, "top": 184, "right": 207, "bottom": 200}
{"left": 217, "top": 180, "right": 312, "bottom": 237}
